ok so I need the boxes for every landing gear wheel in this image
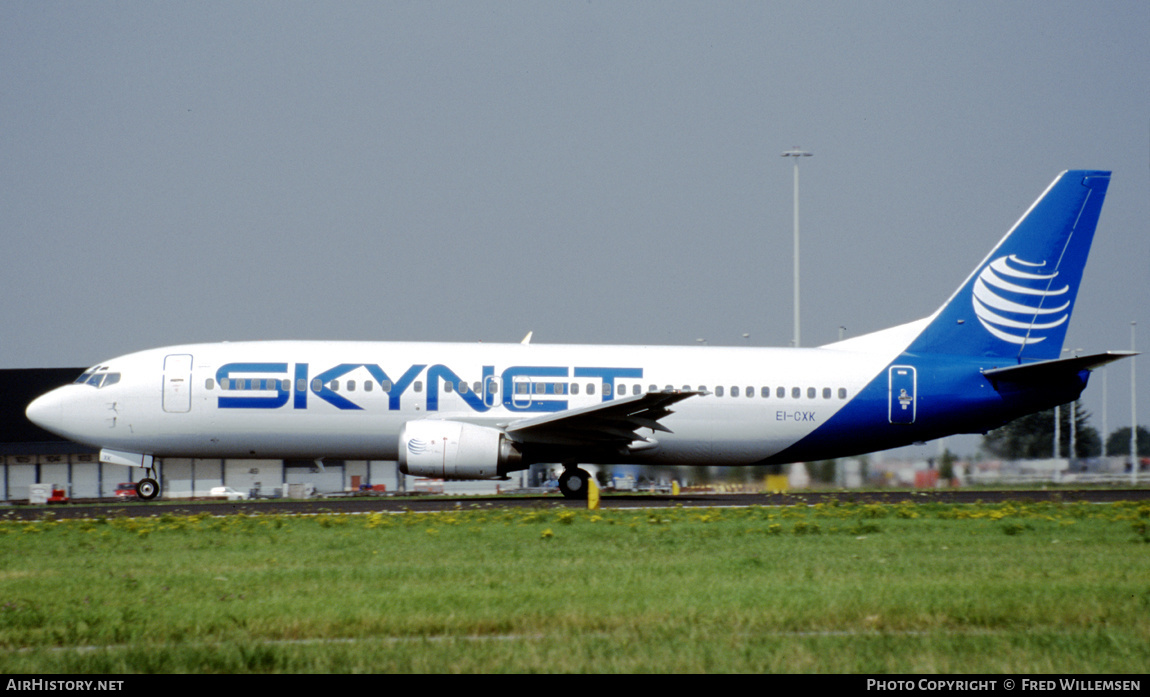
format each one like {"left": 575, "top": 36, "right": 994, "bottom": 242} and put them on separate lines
{"left": 558, "top": 468, "right": 591, "bottom": 500}
{"left": 136, "top": 478, "right": 160, "bottom": 501}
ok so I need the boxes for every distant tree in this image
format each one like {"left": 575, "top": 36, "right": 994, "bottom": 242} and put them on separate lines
{"left": 938, "top": 449, "right": 956, "bottom": 484}
{"left": 811, "top": 460, "right": 836, "bottom": 484}
{"left": 1105, "top": 426, "right": 1150, "bottom": 457}
{"left": 982, "top": 402, "right": 1099, "bottom": 459}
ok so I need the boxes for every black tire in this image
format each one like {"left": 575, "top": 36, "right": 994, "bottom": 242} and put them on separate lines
{"left": 136, "top": 478, "right": 160, "bottom": 501}
{"left": 558, "top": 468, "right": 590, "bottom": 500}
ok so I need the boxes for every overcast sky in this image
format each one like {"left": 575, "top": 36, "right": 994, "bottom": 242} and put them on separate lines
{"left": 2, "top": 1, "right": 1146, "bottom": 456}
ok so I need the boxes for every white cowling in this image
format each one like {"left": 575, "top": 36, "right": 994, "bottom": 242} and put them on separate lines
{"left": 398, "top": 420, "right": 523, "bottom": 479}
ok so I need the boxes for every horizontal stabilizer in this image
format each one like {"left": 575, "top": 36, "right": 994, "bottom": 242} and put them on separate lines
{"left": 982, "top": 351, "right": 1136, "bottom": 385}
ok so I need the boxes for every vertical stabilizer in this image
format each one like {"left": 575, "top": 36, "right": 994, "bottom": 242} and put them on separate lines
{"left": 906, "top": 170, "right": 1110, "bottom": 361}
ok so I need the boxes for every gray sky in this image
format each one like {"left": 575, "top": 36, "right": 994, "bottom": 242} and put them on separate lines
{"left": 3, "top": 1, "right": 1147, "bottom": 455}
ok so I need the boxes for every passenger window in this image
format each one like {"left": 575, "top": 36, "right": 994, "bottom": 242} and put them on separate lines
{"left": 205, "top": 378, "right": 215, "bottom": 390}
{"left": 761, "top": 386, "right": 769, "bottom": 398}
{"left": 731, "top": 386, "right": 740, "bottom": 397}
{"left": 698, "top": 385, "right": 707, "bottom": 394}
{"left": 381, "top": 380, "right": 392, "bottom": 393}
{"left": 297, "top": 378, "right": 306, "bottom": 392}
{"left": 473, "top": 381, "right": 481, "bottom": 394}
{"left": 414, "top": 381, "right": 423, "bottom": 393}
{"left": 746, "top": 386, "right": 753, "bottom": 397}
{"left": 838, "top": 388, "right": 847, "bottom": 399}
{"left": 364, "top": 381, "right": 373, "bottom": 392}
{"left": 777, "top": 386, "right": 785, "bottom": 399}
{"left": 618, "top": 383, "right": 626, "bottom": 395}
{"left": 823, "top": 387, "right": 831, "bottom": 399}
{"left": 587, "top": 383, "right": 595, "bottom": 395}
{"left": 807, "top": 387, "right": 816, "bottom": 399}
{"left": 347, "top": 380, "right": 356, "bottom": 392}
{"left": 792, "top": 387, "right": 800, "bottom": 399}
{"left": 458, "top": 381, "right": 468, "bottom": 394}
{"left": 603, "top": 383, "right": 613, "bottom": 397}
{"left": 331, "top": 380, "right": 340, "bottom": 392}
{"left": 571, "top": 383, "right": 580, "bottom": 395}
{"left": 716, "top": 386, "right": 724, "bottom": 397}
{"left": 444, "top": 381, "right": 454, "bottom": 393}
{"left": 650, "top": 384, "right": 658, "bottom": 393}
{"left": 311, "top": 378, "right": 322, "bottom": 392}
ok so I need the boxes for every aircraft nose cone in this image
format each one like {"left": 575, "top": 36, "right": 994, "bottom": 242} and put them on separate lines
{"left": 26, "top": 389, "right": 65, "bottom": 436}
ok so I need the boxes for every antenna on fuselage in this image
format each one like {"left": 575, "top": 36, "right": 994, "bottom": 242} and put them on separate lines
{"left": 521, "top": 331, "right": 533, "bottom": 345}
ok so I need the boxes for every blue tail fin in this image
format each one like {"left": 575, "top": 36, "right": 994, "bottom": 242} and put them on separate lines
{"left": 907, "top": 170, "right": 1110, "bottom": 361}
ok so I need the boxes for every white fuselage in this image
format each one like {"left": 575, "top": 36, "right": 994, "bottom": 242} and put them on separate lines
{"left": 26, "top": 331, "right": 914, "bottom": 467}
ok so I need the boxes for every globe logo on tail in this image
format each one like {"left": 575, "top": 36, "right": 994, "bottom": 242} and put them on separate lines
{"left": 971, "top": 255, "right": 1069, "bottom": 346}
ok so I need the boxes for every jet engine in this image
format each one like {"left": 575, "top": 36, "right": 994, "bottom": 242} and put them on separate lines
{"left": 398, "top": 420, "right": 523, "bottom": 479}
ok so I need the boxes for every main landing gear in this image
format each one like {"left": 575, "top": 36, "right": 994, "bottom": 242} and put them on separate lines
{"left": 558, "top": 467, "right": 592, "bottom": 500}
{"left": 136, "top": 466, "right": 160, "bottom": 501}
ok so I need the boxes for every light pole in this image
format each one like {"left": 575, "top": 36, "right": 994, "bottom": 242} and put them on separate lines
{"left": 782, "top": 147, "right": 812, "bottom": 347}
{"left": 1132, "top": 321, "right": 1138, "bottom": 484}
{"left": 1102, "top": 365, "right": 1108, "bottom": 459}
{"left": 1065, "top": 349, "right": 1081, "bottom": 471}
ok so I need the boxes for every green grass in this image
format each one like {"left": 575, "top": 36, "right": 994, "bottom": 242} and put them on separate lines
{"left": 1, "top": 501, "right": 1148, "bottom": 673}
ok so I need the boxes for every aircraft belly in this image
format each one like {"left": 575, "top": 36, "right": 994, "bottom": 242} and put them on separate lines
{"left": 644, "top": 411, "right": 815, "bottom": 466}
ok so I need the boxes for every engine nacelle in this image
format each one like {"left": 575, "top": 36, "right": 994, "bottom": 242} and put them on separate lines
{"left": 398, "top": 420, "right": 523, "bottom": 479}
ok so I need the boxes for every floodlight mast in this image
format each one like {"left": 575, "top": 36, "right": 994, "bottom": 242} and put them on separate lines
{"left": 1132, "top": 321, "right": 1138, "bottom": 485}
{"left": 781, "top": 147, "right": 812, "bottom": 347}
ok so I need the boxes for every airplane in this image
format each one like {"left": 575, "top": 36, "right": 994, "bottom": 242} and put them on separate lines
{"left": 26, "top": 170, "right": 1133, "bottom": 501}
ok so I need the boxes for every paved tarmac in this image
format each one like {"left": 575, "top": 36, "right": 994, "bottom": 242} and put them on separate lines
{"left": 2, "top": 488, "right": 1148, "bottom": 521}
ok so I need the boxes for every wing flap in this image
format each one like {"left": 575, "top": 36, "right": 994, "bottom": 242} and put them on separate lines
{"left": 504, "top": 390, "right": 700, "bottom": 447}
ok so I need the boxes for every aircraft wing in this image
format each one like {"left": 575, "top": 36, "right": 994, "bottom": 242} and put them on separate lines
{"left": 982, "top": 351, "right": 1137, "bottom": 385}
{"left": 503, "top": 390, "right": 701, "bottom": 447}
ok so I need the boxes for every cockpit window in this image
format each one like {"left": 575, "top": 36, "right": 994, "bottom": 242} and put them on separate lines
{"left": 77, "top": 369, "right": 121, "bottom": 389}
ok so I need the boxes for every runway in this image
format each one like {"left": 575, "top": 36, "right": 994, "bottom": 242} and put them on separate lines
{"left": 3, "top": 487, "right": 1148, "bottom": 521}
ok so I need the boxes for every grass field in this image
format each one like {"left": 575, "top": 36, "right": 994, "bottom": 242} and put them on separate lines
{"left": 0, "top": 499, "right": 1147, "bottom": 673}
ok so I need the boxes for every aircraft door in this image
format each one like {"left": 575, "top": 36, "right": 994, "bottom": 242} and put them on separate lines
{"left": 163, "top": 354, "right": 193, "bottom": 413}
{"left": 888, "top": 365, "right": 916, "bottom": 424}
{"left": 483, "top": 375, "right": 499, "bottom": 408}
{"left": 511, "top": 376, "right": 532, "bottom": 409}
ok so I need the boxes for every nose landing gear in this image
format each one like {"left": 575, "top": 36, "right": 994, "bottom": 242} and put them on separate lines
{"left": 136, "top": 467, "right": 160, "bottom": 501}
